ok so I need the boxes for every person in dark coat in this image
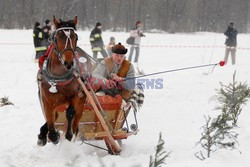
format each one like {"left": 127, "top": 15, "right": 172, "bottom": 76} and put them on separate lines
{"left": 33, "top": 22, "right": 47, "bottom": 62}
{"left": 224, "top": 22, "right": 238, "bottom": 65}
{"left": 42, "top": 19, "right": 52, "bottom": 48}
{"left": 89, "top": 22, "right": 108, "bottom": 60}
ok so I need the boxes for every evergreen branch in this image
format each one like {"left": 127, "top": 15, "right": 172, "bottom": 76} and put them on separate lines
{"left": 149, "top": 133, "right": 171, "bottom": 167}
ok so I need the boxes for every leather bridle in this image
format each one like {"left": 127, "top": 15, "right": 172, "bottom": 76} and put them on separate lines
{"left": 52, "top": 27, "right": 78, "bottom": 65}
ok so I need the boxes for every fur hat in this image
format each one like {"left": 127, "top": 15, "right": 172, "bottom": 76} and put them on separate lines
{"left": 96, "top": 22, "right": 102, "bottom": 27}
{"left": 112, "top": 43, "right": 127, "bottom": 54}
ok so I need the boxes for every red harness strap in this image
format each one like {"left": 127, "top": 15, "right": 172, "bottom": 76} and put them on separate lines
{"left": 39, "top": 44, "right": 54, "bottom": 69}
{"left": 75, "top": 54, "right": 86, "bottom": 77}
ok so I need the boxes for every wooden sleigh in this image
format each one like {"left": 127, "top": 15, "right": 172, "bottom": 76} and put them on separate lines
{"left": 37, "top": 16, "right": 138, "bottom": 154}
{"left": 55, "top": 77, "right": 139, "bottom": 154}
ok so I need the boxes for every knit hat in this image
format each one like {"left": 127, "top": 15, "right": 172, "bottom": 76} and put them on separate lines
{"left": 45, "top": 20, "right": 50, "bottom": 24}
{"left": 110, "top": 36, "right": 115, "bottom": 42}
{"left": 112, "top": 43, "right": 127, "bottom": 54}
{"left": 136, "top": 21, "right": 141, "bottom": 26}
{"left": 96, "top": 22, "right": 102, "bottom": 27}
{"left": 35, "top": 22, "right": 40, "bottom": 27}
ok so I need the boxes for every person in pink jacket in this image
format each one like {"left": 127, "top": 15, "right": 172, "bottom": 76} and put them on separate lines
{"left": 128, "top": 21, "right": 145, "bottom": 68}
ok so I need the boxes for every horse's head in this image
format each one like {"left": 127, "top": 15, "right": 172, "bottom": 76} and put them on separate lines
{"left": 53, "top": 16, "right": 78, "bottom": 70}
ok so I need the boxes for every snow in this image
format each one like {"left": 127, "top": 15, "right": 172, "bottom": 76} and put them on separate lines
{"left": 0, "top": 29, "right": 250, "bottom": 167}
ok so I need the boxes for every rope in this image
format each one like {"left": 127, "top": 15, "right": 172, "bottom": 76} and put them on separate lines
{"left": 1, "top": 42, "right": 250, "bottom": 50}
{"left": 122, "top": 62, "right": 220, "bottom": 81}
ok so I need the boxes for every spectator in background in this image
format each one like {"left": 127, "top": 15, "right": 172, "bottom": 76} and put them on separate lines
{"left": 106, "top": 36, "right": 115, "bottom": 57}
{"left": 42, "top": 19, "right": 52, "bottom": 48}
{"left": 33, "top": 22, "right": 47, "bottom": 62}
{"left": 89, "top": 22, "right": 108, "bottom": 60}
{"left": 128, "top": 21, "right": 145, "bottom": 68}
{"left": 224, "top": 22, "right": 238, "bottom": 65}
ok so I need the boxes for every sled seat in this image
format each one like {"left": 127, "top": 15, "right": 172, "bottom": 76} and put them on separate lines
{"left": 78, "top": 94, "right": 129, "bottom": 140}
{"left": 84, "top": 94, "right": 123, "bottom": 110}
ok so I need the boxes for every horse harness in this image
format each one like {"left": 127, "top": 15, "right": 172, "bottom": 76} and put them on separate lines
{"left": 52, "top": 27, "right": 78, "bottom": 65}
{"left": 38, "top": 27, "right": 85, "bottom": 94}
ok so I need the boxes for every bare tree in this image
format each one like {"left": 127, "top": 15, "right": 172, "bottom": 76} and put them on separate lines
{"left": 0, "top": 0, "right": 249, "bottom": 32}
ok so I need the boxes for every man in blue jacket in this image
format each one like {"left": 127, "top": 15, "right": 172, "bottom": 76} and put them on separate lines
{"left": 224, "top": 22, "right": 238, "bottom": 65}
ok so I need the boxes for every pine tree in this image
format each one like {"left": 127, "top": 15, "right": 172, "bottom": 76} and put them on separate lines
{"left": 214, "top": 71, "right": 250, "bottom": 126}
{"left": 0, "top": 96, "right": 13, "bottom": 107}
{"left": 195, "top": 115, "right": 238, "bottom": 160}
{"left": 196, "top": 71, "right": 249, "bottom": 160}
{"left": 149, "top": 133, "right": 171, "bottom": 167}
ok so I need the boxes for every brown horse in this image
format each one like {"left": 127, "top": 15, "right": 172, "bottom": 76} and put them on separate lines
{"left": 37, "top": 16, "right": 86, "bottom": 146}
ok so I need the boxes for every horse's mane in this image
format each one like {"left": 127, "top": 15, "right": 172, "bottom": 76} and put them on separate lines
{"left": 58, "top": 19, "right": 76, "bottom": 30}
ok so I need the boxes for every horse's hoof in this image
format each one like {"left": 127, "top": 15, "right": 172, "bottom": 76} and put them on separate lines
{"left": 65, "top": 132, "right": 73, "bottom": 141}
{"left": 37, "top": 134, "right": 47, "bottom": 146}
{"left": 48, "top": 131, "right": 60, "bottom": 144}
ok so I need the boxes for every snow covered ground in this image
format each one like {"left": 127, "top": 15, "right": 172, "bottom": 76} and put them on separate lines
{"left": 0, "top": 29, "right": 250, "bottom": 167}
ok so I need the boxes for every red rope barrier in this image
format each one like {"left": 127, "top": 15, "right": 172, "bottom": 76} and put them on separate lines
{"left": 0, "top": 42, "right": 249, "bottom": 50}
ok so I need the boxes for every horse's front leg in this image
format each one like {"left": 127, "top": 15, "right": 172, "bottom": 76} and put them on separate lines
{"left": 65, "top": 105, "right": 75, "bottom": 141}
{"left": 37, "top": 122, "right": 48, "bottom": 146}
{"left": 44, "top": 104, "right": 60, "bottom": 144}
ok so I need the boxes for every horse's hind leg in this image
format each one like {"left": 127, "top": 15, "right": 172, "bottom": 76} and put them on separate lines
{"left": 72, "top": 96, "right": 86, "bottom": 137}
{"left": 37, "top": 122, "right": 48, "bottom": 146}
{"left": 65, "top": 105, "right": 75, "bottom": 141}
{"left": 72, "top": 108, "right": 84, "bottom": 138}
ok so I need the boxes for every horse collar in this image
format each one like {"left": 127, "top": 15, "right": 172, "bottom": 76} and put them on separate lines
{"left": 41, "top": 58, "right": 79, "bottom": 90}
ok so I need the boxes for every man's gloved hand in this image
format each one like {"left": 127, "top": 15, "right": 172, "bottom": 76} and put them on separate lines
{"left": 105, "top": 79, "right": 116, "bottom": 89}
{"left": 111, "top": 73, "right": 124, "bottom": 82}
{"left": 102, "top": 79, "right": 119, "bottom": 97}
